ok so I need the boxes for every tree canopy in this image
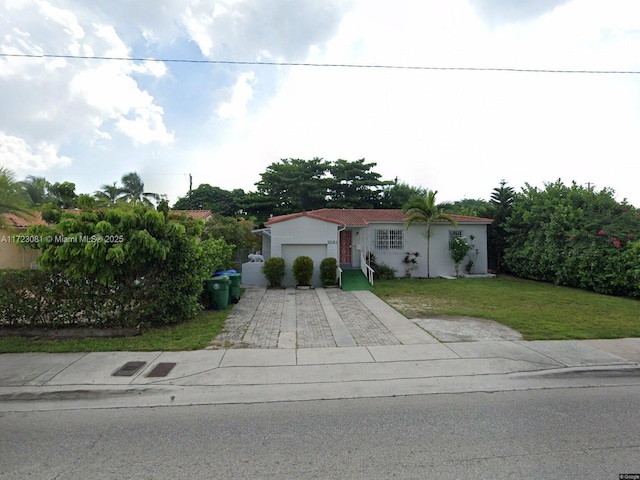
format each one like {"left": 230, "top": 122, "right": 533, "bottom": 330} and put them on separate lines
{"left": 173, "top": 184, "right": 244, "bottom": 217}
{"left": 246, "top": 158, "right": 403, "bottom": 220}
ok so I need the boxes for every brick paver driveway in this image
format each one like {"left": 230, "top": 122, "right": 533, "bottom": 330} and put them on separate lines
{"left": 211, "top": 287, "right": 435, "bottom": 349}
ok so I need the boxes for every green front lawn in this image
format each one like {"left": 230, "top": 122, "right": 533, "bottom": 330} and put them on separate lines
{"left": 0, "top": 310, "right": 227, "bottom": 353}
{"left": 373, "top": 276, "right": 640, "bottom": 340}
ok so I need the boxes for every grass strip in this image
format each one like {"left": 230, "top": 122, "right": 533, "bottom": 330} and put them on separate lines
{"left": 0, "top": 310, "right": 227, "bottom": 353}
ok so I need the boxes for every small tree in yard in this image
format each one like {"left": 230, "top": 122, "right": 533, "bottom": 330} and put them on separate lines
{"left": 450, "top": 236, "right": 472, "bottom": 277}
{"left": 262, "top": 257, "right": 285, "bottom": 287}
{"left": 293, "top": 256, "right": 314, "bottom": 286}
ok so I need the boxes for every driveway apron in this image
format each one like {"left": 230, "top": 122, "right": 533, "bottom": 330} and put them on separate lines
{"left": 212, "top": 287, "right": 437, "bottom": 349}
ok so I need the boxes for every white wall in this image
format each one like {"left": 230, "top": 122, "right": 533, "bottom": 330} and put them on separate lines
{"left": 241, "top": 261, "right": 268, "bottom": 287}
{"left": 261, "top": 217, "right": 340, "bottom": 287}
{"left": 365, "top": 222, "right": 489, "bottom": 278}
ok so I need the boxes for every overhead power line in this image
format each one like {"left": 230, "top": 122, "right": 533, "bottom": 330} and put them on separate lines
{"left": 1, "top": 52, "right": 640, "bottom": 75}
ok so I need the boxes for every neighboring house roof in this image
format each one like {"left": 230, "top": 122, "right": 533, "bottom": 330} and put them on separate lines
{"left": 1, "top": 212, "right": 46, "bottom": 228}
{"left": 170, "top": 210, "right": 213, "bottom": 221}
{"left": 265, "top": 209, "right": 492, "bottom": 227}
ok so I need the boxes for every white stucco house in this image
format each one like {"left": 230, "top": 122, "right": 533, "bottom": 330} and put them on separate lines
{"left": 244, "top": 208, "right": 493, "bottom": 288}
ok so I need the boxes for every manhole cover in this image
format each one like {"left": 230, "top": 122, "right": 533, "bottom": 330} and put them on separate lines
{"left": 146, "top": 362, "right": 176, "bottom": 378}
{"left": 112, "top": 361, "right": 146, "bottom": 377}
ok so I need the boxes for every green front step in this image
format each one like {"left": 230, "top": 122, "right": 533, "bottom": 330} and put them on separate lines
{"left": 340, "top": 269, "right": 373, "bottom": 291}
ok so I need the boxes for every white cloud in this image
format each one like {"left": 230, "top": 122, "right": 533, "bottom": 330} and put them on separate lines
{"left": 0, "top": 132, "right": 71, "bottom": 172}
{"left": 36, "top": 0, "right": 85, "bottom": 40}
{"left": 0, "top": 1, "right": 173, "bottom": 162}
{"left": 116, "top": 104, "right": 174, "bottom": 146}
{"left": 217, "top": 71, "right": 256, "bottom": 120}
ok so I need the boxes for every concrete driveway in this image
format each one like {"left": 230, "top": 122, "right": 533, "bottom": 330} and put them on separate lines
{"left": 210, "top": 287, "right": 522, "bottom": 349}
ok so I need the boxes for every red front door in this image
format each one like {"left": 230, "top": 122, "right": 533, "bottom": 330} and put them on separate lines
{"left": 340, "top": 230, "right": 352, "bottom": 265}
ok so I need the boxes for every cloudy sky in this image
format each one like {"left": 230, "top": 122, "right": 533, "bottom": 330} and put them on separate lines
{"left": 2, "top": 0, "right": 640, "bottom": 207}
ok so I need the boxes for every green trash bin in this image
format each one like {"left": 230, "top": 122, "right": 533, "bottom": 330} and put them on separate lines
{"left": 227, "top": 273, "right": 242, "bottom": 304}
{"left": 206, "top": 275, "right": 230, "bottom": 310}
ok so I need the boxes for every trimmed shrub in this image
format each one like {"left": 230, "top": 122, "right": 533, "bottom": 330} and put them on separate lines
{"left": 292, "top": 256, "right": 314, "bottom": 286}
{"left": 320, "top": 257, "right": 338, "bottom": 286}
{"left": 375, "top": 263, "right": 397, "bottom": 280}
{"left": 262, "top": 257, "right": 285, "bottom": 287}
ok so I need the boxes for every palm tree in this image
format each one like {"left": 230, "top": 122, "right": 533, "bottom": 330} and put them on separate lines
{"left": 94, "top": 182, "right": 123, "bottom": 207}
{"left": 20, "top": 175, "right": 50, "bottom": 206}
{"left": 0, "top": 167, "right": 32, "bottom": 227}
{"left": 403, "top": 190, "right": 458, "bottom": 278}
{"left": 119, "top": 172, "right": 159, "bottom": 206}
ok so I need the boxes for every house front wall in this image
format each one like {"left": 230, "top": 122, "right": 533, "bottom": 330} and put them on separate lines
{"left": 253, "top": 216, "right": 490, "bottom": 285}
{"left": 366, "top": 222, "right": 489, "bottom": 278}
{"left": 266, "top": 217, "right": 340, "bottom": 287}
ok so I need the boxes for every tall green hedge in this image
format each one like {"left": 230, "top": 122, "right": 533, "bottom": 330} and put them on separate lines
{"left": 1, "top": 206, "right": 219, "bottom": 328}
{"left": 503, "top": 181, "right": 640, "bottom": 297}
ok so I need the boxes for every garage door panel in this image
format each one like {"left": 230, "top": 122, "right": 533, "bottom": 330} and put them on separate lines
{"left": 282, "top": 244, "right": 328, "bottom": 287}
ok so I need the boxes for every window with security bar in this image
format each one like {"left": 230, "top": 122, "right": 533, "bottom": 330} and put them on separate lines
{"left": 449, "top": 230, "right": 463, "bottom": 250}
{"left": 374, "top": 229, "right": 404, "bottom": 251}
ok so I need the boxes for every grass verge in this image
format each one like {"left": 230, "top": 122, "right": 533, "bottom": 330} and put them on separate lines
{"left": 0, "top": 310, "right": 227, "bottom": 353}
{"left": 373, "top": 276, "right": 640, "bottom": 340}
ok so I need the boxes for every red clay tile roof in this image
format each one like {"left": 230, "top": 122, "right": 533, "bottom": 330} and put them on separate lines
{"left": 265, "top": 209, "right": 492, "bottom": 227}
{"left": 170, "top": 210, "right": 213, "bottom": 220}
{"left": 1, "top": 212, "right": 46, "bottom": 228}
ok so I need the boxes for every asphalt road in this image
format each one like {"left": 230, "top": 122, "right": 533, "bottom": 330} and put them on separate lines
{"left": 2, "top": 385, "right": 639, "bottom": 479}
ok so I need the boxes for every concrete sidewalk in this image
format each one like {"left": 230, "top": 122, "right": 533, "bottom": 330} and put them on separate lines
{"left": 1, "top": 338, "right": 639, "bottom": 411}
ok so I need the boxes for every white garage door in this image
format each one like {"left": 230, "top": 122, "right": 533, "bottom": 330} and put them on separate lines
{"left": 281, "top": 244, "right": 328, "bottom": 287}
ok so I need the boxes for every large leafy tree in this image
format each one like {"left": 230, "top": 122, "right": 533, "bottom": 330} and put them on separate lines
{"left": 380, "top": 179, "right": 429, "bottom": 209}
{"left": 48, "top": 181, "right": 78, "bottom": 209}
{"left": 173, "top": 184, "right": 244, "bottom": 217}
{"left": 119, "top": 172, "right": 159, "bottom": 206}
{"left": 327, "top": 158, "right": 392, "bottom": 208}
{"left": 201, "top": 213, "right": 260, "bottom": 258}
{"left": 248, "top": 158, "right": 398, "bottom": 219}
{"left": 0, "top": 167, "right": 32, "bottom": 225}
{"left": 448, "top": 198, "right": 492, "bottom": 216}
{"left": 254, "top": 158, "right": 330, "bottom": 216}
{"left": 403, "top": 190, "right": 458, "bottom": 278}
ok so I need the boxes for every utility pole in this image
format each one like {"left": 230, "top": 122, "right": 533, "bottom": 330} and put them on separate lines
{"left": 189, "top": 174, "right": 192, "bottom": 196}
